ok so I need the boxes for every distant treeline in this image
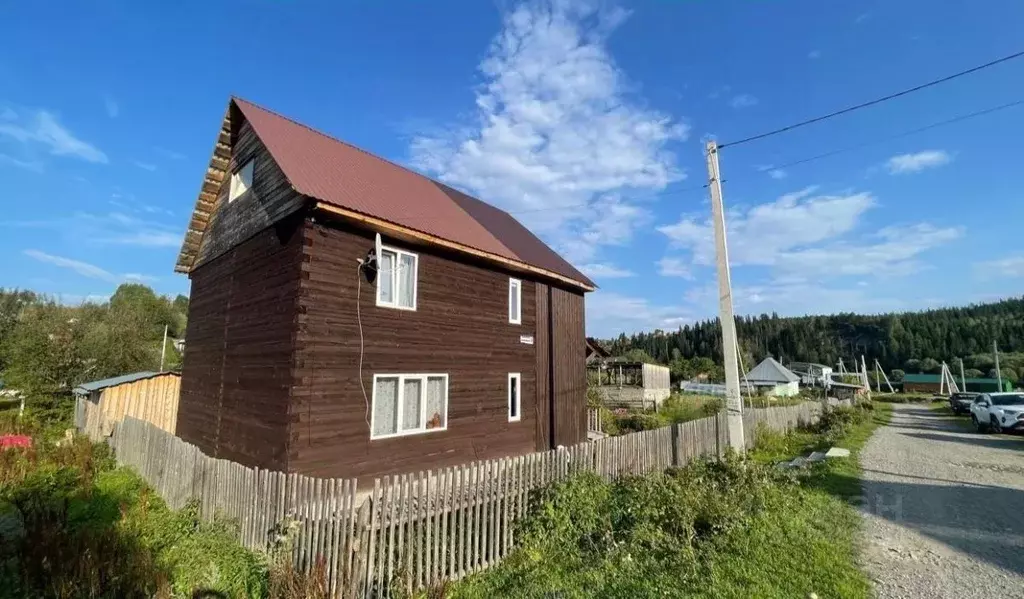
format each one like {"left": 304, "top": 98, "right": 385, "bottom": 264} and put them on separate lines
{"left": 604, "top": 296, "right": 1024, "bottom": 383}
{"left": 0, "top": 285, "right": 187, "bottom": 399}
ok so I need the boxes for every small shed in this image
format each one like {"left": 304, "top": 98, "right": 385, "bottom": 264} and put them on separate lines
{"left": 585, "top": 337, "right": 611, "bottom": 365}
{"left": 74, "top": 371, "right": 181, "bottom": 439}
{"left": 745, "top": 357, "right": 801, "bottom": 397}
{"left": 788, "top": 362, "right": 833, "bottom": 387}
{"left": 588, "top": 358, "right": 671, "bottom": 409}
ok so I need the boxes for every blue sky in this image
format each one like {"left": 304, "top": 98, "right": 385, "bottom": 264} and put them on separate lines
{"left": 2, "top": 0, "right": 1024, "bottom": 337}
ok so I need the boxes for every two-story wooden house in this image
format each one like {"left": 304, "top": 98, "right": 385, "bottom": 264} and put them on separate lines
{"left": 174, "top": 98, "right": 595, "bottom": 481}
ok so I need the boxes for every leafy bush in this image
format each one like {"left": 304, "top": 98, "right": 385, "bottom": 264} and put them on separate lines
{"left": 451, "top": 455, "right": 869, "bottom": 598}
{"left": 0, "top": 432, "right": 272, "bottom": 598}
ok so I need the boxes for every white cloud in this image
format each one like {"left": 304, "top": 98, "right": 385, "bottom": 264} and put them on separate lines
{"left": 24, "top": 250, "right": 120, "bottom": 282}
{"left": 975, "top": 256, "right": 1024, "bottom": 279}
{"left": 409, "top": 0, "right": 686, "bottom": 264}
{"left": 729, "top": 94, "right": 758, "bottom": 109}
{"left": 55, "top": 293, "right": 112, "bottom": 306}
{"left": 103, "top": 230, "right": 180, "bottom": 247}
{"left": 133, "top": 161, "right": 157, "bottom": 172}
{"left": 154, "top": 146, "right": 186, "bottom": 160}
{"left": 587, "top": 291, "right": 691, "bottom": 335}
{"left": 24, "top": 250, "right": 161, "bottom": 285}
{"left": 808, "top": 50, "right": 821, "bottom": 59}
{"left": 5, "top": 211, "right": 180, "bottom": 248}
{"left": 0, "top": 109, "right": 107, "bottom": 163}
{"left": 658, "top": 187, "right": 960, "bottom": 279}
{"left": 886, "top": 150, "right": 951, "bottom": 174}
{"left": 103, "top": 95, "right": 119, "bottom": 118}
{"left": 707, "top": 85, "right": 731, "bottom": 100}
{"left": 684, "top": 279, "right": 906, "bottom": 318}
{"left": 656, "top": 257, "right": 693, "bottom": 279}
{"left": 0, "top": 153, "right": 44, "bottom": 172}
{"left": 579, "top": 262, "right": 634, "bottom": 279}
{"left": 757, "top": 164, "right": 787, "bottom": 179}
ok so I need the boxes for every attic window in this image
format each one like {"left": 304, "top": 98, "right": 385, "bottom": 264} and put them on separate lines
{"left": 229, "top": 160, "right": 254, "bottom": 202}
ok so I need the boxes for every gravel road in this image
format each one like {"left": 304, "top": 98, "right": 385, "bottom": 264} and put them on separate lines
{"left": 859, "top": 402, "right": 1024, "bottom": 598}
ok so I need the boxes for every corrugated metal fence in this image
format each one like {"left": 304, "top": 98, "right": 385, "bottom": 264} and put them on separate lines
{"left": 81, "top": 399, "right": 820, "bottom": 597}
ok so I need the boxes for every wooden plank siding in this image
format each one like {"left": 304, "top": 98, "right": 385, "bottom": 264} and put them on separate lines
{"left": 289, "top": 219, "right": 542, "bottom": 482}
{"left": 176, "top": 218, "right": 305, "bottom": 471}
{"left": 534, "top": 283, "right": 551, "bottom": 451}
{"left": 176, "top": 106, "right": 588, "bottom": 480}
{"left": 551, "top": 287, "right": 586, "bottom": 446}
{"left": 193, "top": 108, "right": 307, "bottom": 270}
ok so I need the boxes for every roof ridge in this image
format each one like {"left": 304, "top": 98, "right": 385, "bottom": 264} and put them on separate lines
{"left": 231, "top": 96, "right": 521, "bottom": 221}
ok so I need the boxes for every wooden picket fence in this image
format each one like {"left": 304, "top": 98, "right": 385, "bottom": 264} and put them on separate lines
{"left": 83, "top": 398, "right": 820, "bottom": 598}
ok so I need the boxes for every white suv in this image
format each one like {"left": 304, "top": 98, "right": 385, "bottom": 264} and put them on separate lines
{"left": 970, "top": 392, "right": 1024, "bottom": 433}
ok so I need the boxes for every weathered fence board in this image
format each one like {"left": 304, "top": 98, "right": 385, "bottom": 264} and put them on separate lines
{"left": 79, "top": 393, "right": 819, "bottom": 598}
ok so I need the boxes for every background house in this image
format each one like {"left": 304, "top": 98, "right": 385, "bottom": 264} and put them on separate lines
{"left": 901, "top": 373, "right": 1012, "bottom": 394}
{"left": 745, "top": 357, "right": 801, "bottom": 397}
{"left": 788, "top": 361, "right": 833, "bottom": 387}
{"left": 174, "top": 98, "right": 594, "bottom": 481}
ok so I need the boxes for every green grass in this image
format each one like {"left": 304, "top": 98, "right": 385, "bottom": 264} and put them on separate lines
{"left": 872, "top": 392, "right": 936, "bottom": 403}
{"left": 448, "top": 402, "right": 891, "bottom": 599}
{"left": 1, "top": 430, "right": 276, "bottom": 598}
{"left": 602, "top": 392, "right": 807, "bottom": 436}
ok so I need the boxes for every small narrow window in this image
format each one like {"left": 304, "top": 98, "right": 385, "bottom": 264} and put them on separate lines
{"left": 229, "top": 159, "right": 254, "bottom": 202}
{"left": 371, "top": 373, "right": 448, "bottom": 439}
{"left": 508, "top": 278, "right": 521, "bottom": 324}
{"left": 377, "top": 245, "right": 418, "bottom": 310}
{"left": 508, "top": 372, "right": 521, "bottom": 422}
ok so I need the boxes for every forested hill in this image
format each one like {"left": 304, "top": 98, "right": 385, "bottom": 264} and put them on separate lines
{"left": 606, "top": 296, "right": 1024, "bottom": 375}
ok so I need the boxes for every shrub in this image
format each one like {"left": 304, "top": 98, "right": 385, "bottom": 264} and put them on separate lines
{"left": 453, "top": 456, "right": 800, "bottom": 598}
{"left": 0, "top": 431, "right": 271, "bottom": 599}
{"left": 615, "top": 412, "right": 662, "bottom": 434}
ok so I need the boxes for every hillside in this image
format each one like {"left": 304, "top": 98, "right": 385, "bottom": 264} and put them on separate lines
{"left": 606, "top": 296, "right": 1024, "bottom": 382}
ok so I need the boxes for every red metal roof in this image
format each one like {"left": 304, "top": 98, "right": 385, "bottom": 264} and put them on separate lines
{"left": 232, "top": 98, "right": 594, "bottom": 289}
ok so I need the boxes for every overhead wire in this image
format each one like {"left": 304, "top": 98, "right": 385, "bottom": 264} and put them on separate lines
{"left": 506, "top": 97, "right": 1024, "bottom": 216}
{"left": 720, "top": 49, "right": 1024, "bottom": 148}
{"left": 763, "top": 97, "right": 1024, "bottom": 173}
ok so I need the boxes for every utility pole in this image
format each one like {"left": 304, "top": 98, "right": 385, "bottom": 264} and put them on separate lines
{"left": 959, "top": 358, "right": 966, "bottom": 391}
{"left": 706, "top": 140, "right": 744, "bottom": 452}
{"left": 994, "top": 340, "right": 1002, "bottom": 390}
{"left": 159, "top": 324, "right": 168, "bottom": 372}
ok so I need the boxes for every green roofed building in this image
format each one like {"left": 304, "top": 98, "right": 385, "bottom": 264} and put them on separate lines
{"left": 902, "top": 373, "right": 1012, "bottom": 394}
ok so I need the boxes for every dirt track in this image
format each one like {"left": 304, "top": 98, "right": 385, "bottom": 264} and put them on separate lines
{"left": 859, "top": 402, "right": 1024, "bottom": 598}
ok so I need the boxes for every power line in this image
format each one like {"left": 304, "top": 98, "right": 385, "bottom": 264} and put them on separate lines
{"left": 766, "top": 97, "right": 1024, "bottom": 172}
{"left": 512, "top": 97, "right": 1024, "bottom": 217}
{"left": 720, "top": 49, "right": 1024, "bottom": 149}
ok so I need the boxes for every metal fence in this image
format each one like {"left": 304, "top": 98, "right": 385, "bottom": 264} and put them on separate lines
{"left": 80, "top": 397, "right": 820, "bottom": 597}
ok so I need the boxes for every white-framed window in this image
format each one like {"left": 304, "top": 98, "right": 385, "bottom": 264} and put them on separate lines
{"left": 508, "top": 278, "right": 521, "bottom": 324}
{"left": 371, "top": 373, "right": 448, "bottom": 439}
{"left": 508, "top": 372, "right": 521, "bottom": 422}
{"left": 377, "top": 245, "right": 418, "bottom": 310}
{"left": 229, "top": 159, "right": 254, "bottom": 202}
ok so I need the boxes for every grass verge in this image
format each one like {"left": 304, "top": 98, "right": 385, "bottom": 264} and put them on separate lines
{"left": 447, "top": 402, "right": 891, "bottom": 599}
{"left": 1, "top": 430, "right": 325, "bottom": 598}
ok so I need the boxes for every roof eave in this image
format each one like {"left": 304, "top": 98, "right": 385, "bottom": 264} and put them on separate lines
{"left": 313, "top": 201, "right": 596, "bottom": 292}
{"left": 175, "top": 101, "right": 235, "bottom": 275}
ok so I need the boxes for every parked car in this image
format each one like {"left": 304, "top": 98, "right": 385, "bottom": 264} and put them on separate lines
{"left": 949, "top": 392, "right": 980, "bottom": 415}
{"left": 970, "top": 393, "right": 1024, "bottom": 433}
